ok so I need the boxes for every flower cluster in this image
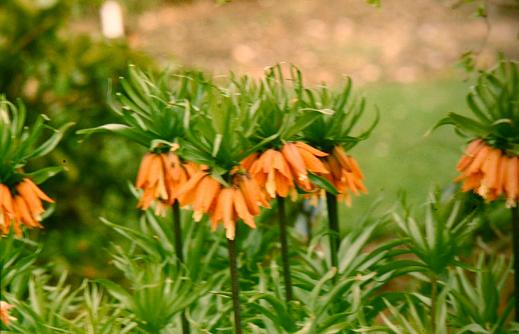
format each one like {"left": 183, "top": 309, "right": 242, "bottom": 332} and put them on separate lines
{"left": 0, "top": 179, "right": 54, "bottom": 236}
{"left": 0, "top": 301, "right": 15, "bottom": 326}
{"left": 247, "top": 142, "right": 329, "bottom": 199}
{"left": 456, "top": 139, "right": 519, "bottom": 208}
{"left": 176, "top": 171, "right": 269, "bottom": 240}
{"left": 135, "top": 150, "right": 193, "bottom": 215}
{"left": 318, "top": 146, "right": 367, "bottom": 205}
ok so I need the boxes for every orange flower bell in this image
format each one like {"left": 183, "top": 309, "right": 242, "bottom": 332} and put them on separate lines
{"left": 0, "top": 179, "right": 54, "bottom": 236}
{"left": 308, "top": 145, "right": 367, "bottom": 206}
{"left": 175, "top": 171, "right": 269, "bottom": 240}
{"left": 135, "top": 151, "right": 192, "bottom": 215}
{"left": 247, "top": 142, "right": 330, "bottom": 199}
{"left": 456, "top": 139, "right": 519, "bottom": 208}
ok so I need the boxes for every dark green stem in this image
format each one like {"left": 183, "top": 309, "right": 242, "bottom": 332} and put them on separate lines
{"left": 430, "top": 275, "right": 438, "bottom": 333}
{"left": 325, "top": 192, "right": 339, "bottom": 270}
{"left": 172, "top": 202, "right": 190, "bottom": 334}
{"left": 228, "top": 236, "right": 243, "bottom": 334}
{"left": 512, "top": 206, "right": 519, "bottom": 322}
{"left": 277, "top": 197, "right": 293, "bottom": 302}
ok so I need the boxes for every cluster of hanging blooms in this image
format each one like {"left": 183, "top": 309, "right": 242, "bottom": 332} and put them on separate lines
{"left": 318, "top": 146, "right": 367, "bottom": 206}
{"left": 175, "top": 170, "right": 269, "bottom": 240}
{"left": 455, "top": 139, "right": 519, "bottom": 208}
{"left": 135, "top": 147, "right": 196, "bottom": 216}
{"left": 0, "top": 301, "right": 15, "bottom": 326}
{"left": 247, "top": 142, "right": 330, "bottom": 199}
{"left": 0, "top": 179, "right": 54, "bottom": 236}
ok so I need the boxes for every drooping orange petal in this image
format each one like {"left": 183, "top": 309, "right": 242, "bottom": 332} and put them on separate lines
{"left": 481, "top": 148, "right": 500, "bottom": 189}
{"left": 281, "top": 143, "right": 307, "bottom": 181}
{"left": 505, "top": 157, "right": 518, "bottom": 207}
{"left": 136, "top": 153, "right": 155, "bottom": 188}
{"left": 238, "top": 175, "right": 261, "bottom": 215}
{"left": 221, "top": 188, "right": 235, "bottom": 240}
{"left": 14, "top": 196, "right": 37, "bottom": 228}
{"left": 494, "top": 155, "right": 508, "bottom": 196}
{"left": 262, "top": 149, "right": 275, "bottom": 174}
{"left": 22, "top": 179, "right": 54, "bottom": 203}
{"left": 233, "top": 189, "right": 256, "bottom": 229}
{"left": 176, "top": 171, "right": 207, "bottom": 206}
{"left": 332, "top": 146, "right": 353, "bottom": 172}
{"left": 241, "top": 152, "right": 258, "bottom": 171}
{"left": 275, "top": 172, "right": 291, "bottom": 197}
{"left": 295, "top": 142, "right": 328, "bottom": 157}
{"left": 0, "top": 185, "right": 14, "bottom": 215}
{"left": 457, "top": 140, "right": 485, "bottom": 172}
{"left": 273, "top": 150, "right": 293, "bottom": 179}
{"left": 465, "top": 145, "right": 491, "bottom": 175}
{"left": 265, "top": 170, "right": 277, "bottom": 198}
{"left": 298, "top": 147, "right": 329, "bottom": 174}
{"left": 16, "top": 182, "right": 45, "bottom": 219}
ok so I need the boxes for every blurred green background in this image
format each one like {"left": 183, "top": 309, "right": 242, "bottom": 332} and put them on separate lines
{"left": 1, "top": 0, "right": 517, "bottom": 279}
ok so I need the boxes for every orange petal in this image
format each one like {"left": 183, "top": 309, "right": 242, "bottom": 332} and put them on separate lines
{"left": 241, "top": 152, "right": 258, "bottom": 171}
{"left": 238, "top": 175, "right": 261, "bottom": 215}
{"left": 505, "top": 157, "right": 518, "bottom": 207}
{"left": 298, "top": 147, "right": 329, "bottom": 174}
{"left": 295, "top": 142, "right": 328, "bottom": 157}
{"left": 233, "top": 189, "right": 256, "bottom": 229}
{"left": 281, "top": 143, "right": 307, "bottom": 181}
{"left": 0, "top": 185, "right": 14, "bottom": 215}
{"left": 466, "top": 145, "right": 491, "bottom": 175}
{"left": 136, "top": 153, "right": 155, "bottom": 188}
{"left": 23, "top": 179, "right": 54, "bottom": 203}
{"left": 220, "top": 189, "right": 235, "bottom": 240}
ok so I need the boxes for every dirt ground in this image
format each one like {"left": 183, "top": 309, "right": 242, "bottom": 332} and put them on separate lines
{"left": 121, "top": 0, "right": 519, "bottom": 85}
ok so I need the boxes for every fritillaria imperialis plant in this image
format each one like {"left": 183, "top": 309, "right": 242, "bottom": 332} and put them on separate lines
{"left": 298, "top": 76, "right": 378, "bottom": 270}
{"left": 234, "top": 65, "right": 328, "bottom": 303}
{"left": 436, "top": 59, "right": 519, "bottom": 319}
{"left": 0, "top": 98, "right": 71, "bottom": 237}
{"left": 79, "top": 64, "right": 379, "bottom": 333}
{"left": 79, "top": 66, "right": 210, "bottom": 334}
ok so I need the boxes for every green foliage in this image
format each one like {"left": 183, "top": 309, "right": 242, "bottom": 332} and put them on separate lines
{"left": 435, "top": 60, "right": 519, "bottom": 154}
{"left": 300, "top": 76, "right": 379, "bottom": 152}
{"left": 392, "top": 191, "right": 478, "bottom": 276}
{"left": 0, "top": 0, "right": 154, "bottom": 276}
{"left": 0, "top": 98, "right": 72, "bottom": 186}
{"left": 79, "top": 67, "right": 209, "bottom": 151}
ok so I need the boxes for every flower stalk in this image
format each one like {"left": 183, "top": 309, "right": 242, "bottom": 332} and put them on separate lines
{"left": 430, "top": 275, "right": 438, "bottom": 332}
{"left": 227, "top": 235, "right": 243, "bottom": 334}
{"left": 326, "top": 192, "right": 340, "bottom": 271}
{"left": 172, "top": 202, "right": 190, "bottom": 334}
{"left": 513, "top": 206, "right": 519, "bottom": 321}
{"left": 277, "top": 197, "right": 293, "bottom": 302}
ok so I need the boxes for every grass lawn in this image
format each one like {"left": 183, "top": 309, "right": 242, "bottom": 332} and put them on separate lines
{"left": 341, "top": 79, "right": 472, "bottom": 226}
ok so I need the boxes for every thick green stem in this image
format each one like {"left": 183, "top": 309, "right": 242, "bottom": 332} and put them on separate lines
{"left": 172, "top": 202, "right": 190, "bottom": 334}
{"left": 512, "top": 206, "right": 519, "bottom": 322}
{"left": 228, "top": 236, "right": 243, "bottom": 334}
{"left": 277, "top": 197, "right": 293, "bottom": 302}
{"left": 325, "top": 192, "right": 339, "bottom": 270}
{"left": 430, "top": 275, "right": 438, "bottom": 333}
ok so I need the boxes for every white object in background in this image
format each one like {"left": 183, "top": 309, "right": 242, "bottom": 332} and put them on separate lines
{"left": 100, "top": 1, "right": 125, "bottom": 39}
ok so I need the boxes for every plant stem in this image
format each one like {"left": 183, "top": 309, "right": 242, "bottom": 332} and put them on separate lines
{"left": 277, "top": 197, "right": 293, "bottom": 302}
{"left": 430, "top": 275, "right": 438, "bottom": 333}
{"left": 172, "top": 202, "right": 190, "bottom": 334}
{"left": 228, "top": 235, "right": 243, "bottom": 334}
{"left": 325, "top": 192, "right": 339, "bottom": 270}
{"left": 173, "top": 202, "right": 185, "bottom": 263}
{"left": 512, "top": 206, "right": 519, "bottom": 322}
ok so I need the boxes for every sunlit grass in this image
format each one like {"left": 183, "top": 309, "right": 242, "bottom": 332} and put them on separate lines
{"left": 344, "top": 79, "right": 470, "bottom": 226}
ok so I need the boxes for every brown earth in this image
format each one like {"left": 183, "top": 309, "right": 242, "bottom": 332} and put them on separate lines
{"left": 117, "top": 0, "right": 519, "bottom": 85}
